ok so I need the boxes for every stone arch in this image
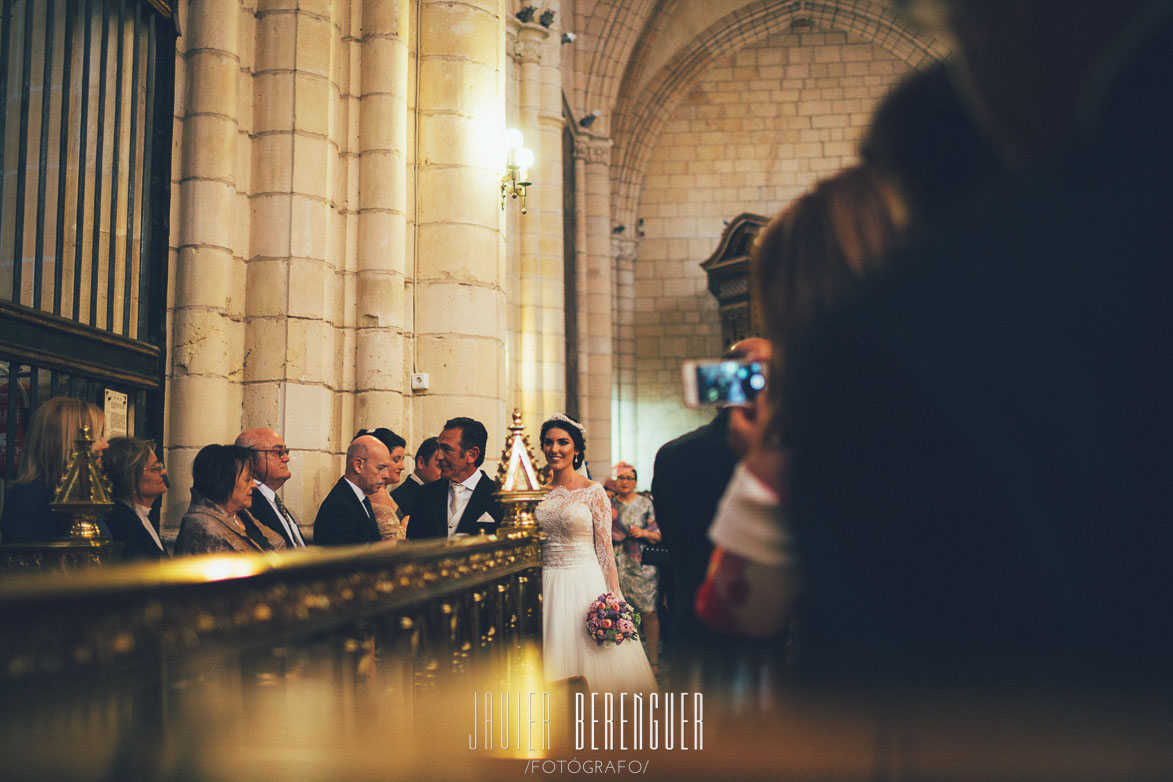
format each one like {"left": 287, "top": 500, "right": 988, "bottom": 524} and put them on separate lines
{"left": 573, "top": 0, "right": 659, "bottom": 127}
{"left": 609, "top": 0, "right": 947, "bottom": 228}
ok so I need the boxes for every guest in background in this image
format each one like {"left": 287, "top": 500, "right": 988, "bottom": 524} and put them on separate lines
{"left": 174, "top": 444, "right": 285, "bottom": 555}
{"left": 406, "top": 417, "right": 503, "bottom": 540}
{"left": 235, "top": 428, "right": 305, "bottom": 548}
{"left": 102, "top": 437, "right": 169, "bottom": 559}
{"left": 390, "top": 436, "right": 440, "bottom": 518}
{"left": 610, "top": 462, "right": 662, "bottom": 670}
{"left": 360, "top": 427, "right": 409, "bottom": 540}
{"left": 1, "top": 397, "right": 107, "bottom": 543}
{"left": 313, "top": 435, "right": 392, "bottom": 546}
{"left": 650, "top": 338, "right": 766, "bottom": 686}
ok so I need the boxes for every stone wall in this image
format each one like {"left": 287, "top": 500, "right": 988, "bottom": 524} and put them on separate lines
{"left": 166, "top": 0, "right": 512, "bottom": 533}
{"left": 628, "top": 27, "right": 911, "bottom": 478}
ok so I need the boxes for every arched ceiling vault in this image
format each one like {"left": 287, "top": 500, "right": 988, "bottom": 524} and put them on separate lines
{"left": 607, "top": 0, "right": 948, "bottom": 229}
{"left": 573, "top": 0, "right": 659, "bottom": 129}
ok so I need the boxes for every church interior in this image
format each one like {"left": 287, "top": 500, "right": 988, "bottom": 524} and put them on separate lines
{"left": 3, "top": 0, "right": 1173, "bottom": 778}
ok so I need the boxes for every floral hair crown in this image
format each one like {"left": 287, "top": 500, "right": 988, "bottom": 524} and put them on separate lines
{"left": 548, "top": 412, "right": 585, "bottom": 437}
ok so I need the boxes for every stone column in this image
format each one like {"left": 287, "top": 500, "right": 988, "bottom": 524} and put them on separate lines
{"left": 167, "top": 0, "right": 244, "bottom": 526}
{"left": 575, "top": 134, "right": 613, "bottom": 473}
{"left": 245, "top": 0, "right": 339, "bottom": 520}
{"left": 612, "top": 236, "right": 637, "bottom": 463}
{"left": 572, "top": 148, "right": 588, "bottom": 422}
{"left": 536, "top": 10, "right": 565, "bottom": 422}
{"left": 512, "top": 21, "right": 546, "bottom": 427}
{"left": 413, "top": 0, "right": 507, "bottom": 450}
{"left": 355, "top": 0, "right": 409, "bottom": 429}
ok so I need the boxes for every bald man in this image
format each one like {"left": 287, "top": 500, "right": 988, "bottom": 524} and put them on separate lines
{"left": 313, "top": 435, "right": 392, "bottom": 546}
{"left": 235, "top": 428, "right": 305, "bottom": 548}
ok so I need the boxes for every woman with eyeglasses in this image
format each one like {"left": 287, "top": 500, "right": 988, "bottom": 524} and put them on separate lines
{"left": 610, "top": 462, "right": 662, "bottom": 671}
{"left": 174, "top": 444, "right": 286, "bottom": 555}
{"left": 102, "top": 437, "right": 170, "bottom": 559}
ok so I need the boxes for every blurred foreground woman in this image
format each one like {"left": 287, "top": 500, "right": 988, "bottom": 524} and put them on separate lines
{"left": 697, "top": 166, "right": 906, "bottom": 640}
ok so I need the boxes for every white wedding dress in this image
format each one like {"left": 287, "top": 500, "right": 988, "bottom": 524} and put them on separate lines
{"left": 537, "top": 483, "right": 658, "bottom": 692}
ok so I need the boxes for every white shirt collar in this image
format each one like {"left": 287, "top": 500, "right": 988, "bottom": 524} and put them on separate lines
{"left": 121, "top": 498, "right": 165, "bottom": 552}
{"left": 344, "top": 477, "right": 369, "bottom": 503}
{"left": 254, "top": 480, "right": 276, "bottom": 501}
{"left": 410, "top": 473, "right": 424, "bottom": 486}
{"left": 451, "top": 469, "right": 482, "bottom": 493}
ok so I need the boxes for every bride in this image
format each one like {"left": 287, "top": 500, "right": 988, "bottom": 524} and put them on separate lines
{"left": 536, "top": 413, "right": 658, "bottom": 693}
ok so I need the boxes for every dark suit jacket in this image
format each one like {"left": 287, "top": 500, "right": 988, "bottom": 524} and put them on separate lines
{"left": 249, "top": 486, "right": 301, "bottom": 547}
{"left": 787, "top": 14, "right": 1173, "bottom": 686}
{"left": 105, "top": 500, "right": 169, "bottom": 560}
{"left": 405, "top": 471, "right": 503, "bottom": 540}
{"left": 313, "top": 478, "right": 381, "bottom": 546}
{"left": 651, "top": 410, "right": 738, "bottom": 641}
{"left": 390, "top": 475, "right": 425, "bottom": 518}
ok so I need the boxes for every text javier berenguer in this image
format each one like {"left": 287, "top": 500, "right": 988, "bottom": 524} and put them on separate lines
{"left": 576, "top": 692, "right": 703, "bottom": 751}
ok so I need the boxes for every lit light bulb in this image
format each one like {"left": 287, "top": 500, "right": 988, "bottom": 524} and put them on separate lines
{"left": 503, "top": 128, "right": 524, "bottom": 152}
{"left": 515, "top": 146, "right": 535, "bottom": 171}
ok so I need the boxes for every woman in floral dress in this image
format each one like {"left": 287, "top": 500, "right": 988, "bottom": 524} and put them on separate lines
{"left": 610, "top": 462, "right": 662, "bottom": 670}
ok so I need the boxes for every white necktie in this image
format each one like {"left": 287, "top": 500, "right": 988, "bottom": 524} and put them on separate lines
{"left": 449, "top": 483, "right": 465, "bottom": 531}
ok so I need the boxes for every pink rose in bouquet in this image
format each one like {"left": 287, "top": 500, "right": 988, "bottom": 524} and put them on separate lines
{"left": 585, "top": 592, "right": 641, "bottom": 647}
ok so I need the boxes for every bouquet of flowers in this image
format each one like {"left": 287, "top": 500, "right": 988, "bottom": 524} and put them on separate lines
{"left": 586, "top": 592, "right": 640, "bottom": 647}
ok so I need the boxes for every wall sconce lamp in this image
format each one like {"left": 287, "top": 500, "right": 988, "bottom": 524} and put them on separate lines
{"left": 502, "top": 128, "right": 535, "bottom": 213}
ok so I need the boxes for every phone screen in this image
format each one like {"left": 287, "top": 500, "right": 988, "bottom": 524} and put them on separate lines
{"left": 692, "top": 360, "right": 766, "bottom": 405}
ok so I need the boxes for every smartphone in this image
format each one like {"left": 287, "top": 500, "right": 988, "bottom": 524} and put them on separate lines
{"left": 681, "top": 359, "right": 767, "bottom": 408}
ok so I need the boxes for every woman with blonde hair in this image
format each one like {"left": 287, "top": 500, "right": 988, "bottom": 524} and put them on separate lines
{"left": 1, "top": 396, "right": 107, "bottom": 543}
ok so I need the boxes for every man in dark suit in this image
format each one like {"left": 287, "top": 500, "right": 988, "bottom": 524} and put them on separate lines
{"left": 390, "top": 436, "right": 441, "bottom": 519}
{"left": 406, "top": 418, "right": 503, "bottom": 540}
{"left": 313, "top": 435, "right": 392, "bottom": 546}
{"left": 651, "top": 409, "right": 737, "bottom": 644}
{"left": 788, "top": 0, "right": 1173, "bottom": 685}
{"left": 651, "top": 338, "right": 771, "bottom": 683}
{"left": 236, "top": 428, "right": 306, "bottom": 548}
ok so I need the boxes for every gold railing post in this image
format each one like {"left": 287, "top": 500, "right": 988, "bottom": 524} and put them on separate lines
{"left": 51, "top": 423, "right": 114, "bottom": 541}
{"left": 493, "top": 409, "right": 549, "bottom": 530}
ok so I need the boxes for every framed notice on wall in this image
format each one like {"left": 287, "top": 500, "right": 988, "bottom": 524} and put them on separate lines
{"left": 104, "top": 390, "right": 129, "bottom": 439}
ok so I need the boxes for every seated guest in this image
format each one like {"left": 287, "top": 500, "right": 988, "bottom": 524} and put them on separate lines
{"left": 1, "top": 397, "right": 107, "bottom": 543}
{"left": 102, "top": 437, "right": 169, "bottom": 559}
{"left": 390, "top": 435, "right": 441, "bottom": 518}
{"left": 359, "top": 427, "right": 409, "bottom": 540}
{"left": 313, "top": 435, "right": 392, "bottom": 546}
{"left": 235, "top": 428, "right": 305, "bottom": 547}
{"left": 406, "top": 417, "right": 503, "bottom": 540}
{"left": 174, "top": 445, "right": 285, "bottom": 555}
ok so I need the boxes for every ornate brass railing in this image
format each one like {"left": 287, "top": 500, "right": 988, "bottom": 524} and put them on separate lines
{"left": 0, "top": 530, "right": 541, "bottom": 683}
{"left": 0, "top": 531, "right": 543, "bottom": 778}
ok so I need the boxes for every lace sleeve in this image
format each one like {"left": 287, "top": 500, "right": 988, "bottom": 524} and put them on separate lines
{"left": 588, "top": 483, "right": 621, "bottom": 595}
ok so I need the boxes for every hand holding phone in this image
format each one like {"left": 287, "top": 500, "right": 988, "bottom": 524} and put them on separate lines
{"left": 681, "top": 359, "right": 767, "bottom": 408}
